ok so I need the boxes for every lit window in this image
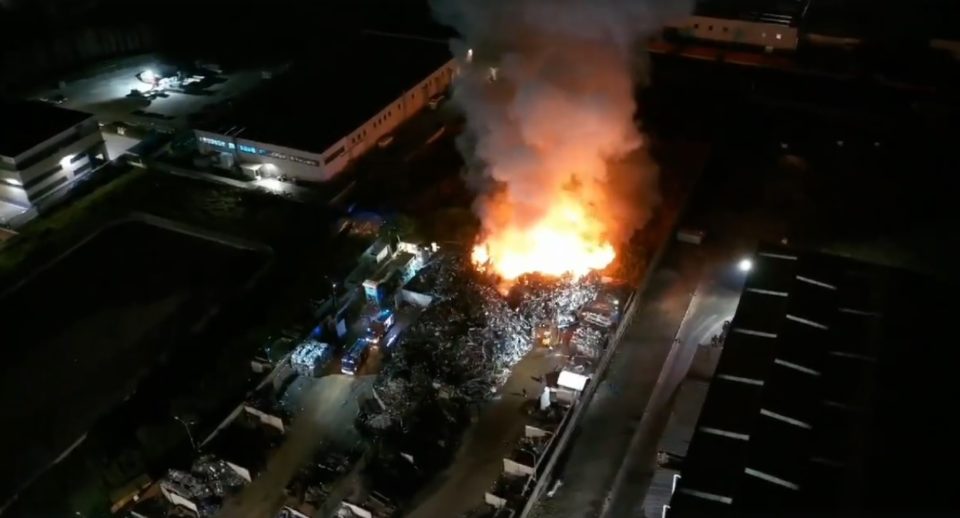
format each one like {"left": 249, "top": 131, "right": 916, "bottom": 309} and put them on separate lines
{"left": 761, "top": 32, "right": 767, "bottom": 38}
{"left": 776, "top": 33, "right": 782, "bottom": 40}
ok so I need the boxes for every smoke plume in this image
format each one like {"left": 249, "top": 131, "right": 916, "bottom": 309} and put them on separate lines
{"left": 432, "top": 0, "right": 690, "bottom": 277}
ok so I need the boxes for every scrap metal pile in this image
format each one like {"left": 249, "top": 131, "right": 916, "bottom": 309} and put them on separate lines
{"left": 284, "top": 451, "right": 359, "bottom": 511}
{"left": 291, "top": 339, "right": 333, "bottom": 376}
{"left": 161, "top": 455, "right": 250, "bottom": 516}
{"left": 363, "top": 253, "right": 604, "bottom": 432}
{"left": 569, "top": 325, "right": 606, "bottom": 359}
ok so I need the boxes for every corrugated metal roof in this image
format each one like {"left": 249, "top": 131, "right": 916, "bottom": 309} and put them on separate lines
{"left": 669, "top": 243, "right": 960, "bottom": 515}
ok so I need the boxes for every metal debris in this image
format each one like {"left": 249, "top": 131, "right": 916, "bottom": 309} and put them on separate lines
{"left": 364, "top": 253, "right": 607, "bottom": 433}
{"left": 160, "top": 455, "right": 250, "bottom": 516}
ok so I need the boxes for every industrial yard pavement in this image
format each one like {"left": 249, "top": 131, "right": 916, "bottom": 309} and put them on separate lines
{"left": 406, "top": 347, "right": 564, "bottom": 518}
{"left": 216, "top": 374, "right": 372, "bottom": 518}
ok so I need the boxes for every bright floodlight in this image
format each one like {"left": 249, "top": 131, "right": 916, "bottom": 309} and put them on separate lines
{"left": 59, "top": 154, "right": 75, "bottom": 167}
{"left": 141, "top": 69, "right": 157, "bottom": 83}
{"left": 255, "top": 178, "right": 285, "bottom": 193}
{"left": 738, "top": 258, "right": 753, "bottom": 272}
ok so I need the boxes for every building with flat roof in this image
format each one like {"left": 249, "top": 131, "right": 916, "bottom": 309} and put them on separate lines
{"left": 667, "top": 243, "right": 960, "bottom": 516}
{"left": 0, "top": 100, "right": 106, "bottom": 225}
{"left": 195, "top": 32, "right": 456, "bottom": 182}
{"left": 666, "top": 0, "right": 810, "bottom": 51}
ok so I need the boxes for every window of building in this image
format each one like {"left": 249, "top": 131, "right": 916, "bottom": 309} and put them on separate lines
{"left": 708, "top": 25, "right": 713, "bottom": 31}
{"left": 73, "top": 162, "right": 92, "bottom": 177}
{"left": 324, "top": 146, "right": 346, "bottom": 165}
{"left": 776, "top": 33, "right": 782, "bottom": 40}
{"left": 693, "top": 23, "right": 699, "bottom": 29}
{"left": 723, "top": 27, "right": 728, "bottom": 33}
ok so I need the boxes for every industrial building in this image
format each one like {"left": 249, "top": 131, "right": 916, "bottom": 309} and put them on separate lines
{"left": 664, "top": 0, "right": 960, "bottom": 58}
{"left": 0, "top": 100, "right": 106, "bottom": 225}
{"left": 665, "top": 0, "right": 809, "bottom": 51}
{"left": 667, "top": 244, "right": 960, "bottom": 516}
{"left": 195, "top": 32, "right": 456, "bottom": 183}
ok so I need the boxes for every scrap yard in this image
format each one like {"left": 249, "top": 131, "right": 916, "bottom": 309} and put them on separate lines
{"left": 107, "top": 225, "right": 637, "bottom": 518}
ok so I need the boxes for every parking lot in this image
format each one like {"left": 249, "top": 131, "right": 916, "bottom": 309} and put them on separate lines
{"left": 33, "top": 54, "right": 276, "bottom": 128}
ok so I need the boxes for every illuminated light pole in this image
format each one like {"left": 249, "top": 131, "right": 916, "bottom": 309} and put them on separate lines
{"left": 173, "top": 415, "right": 197, "bottom": 451}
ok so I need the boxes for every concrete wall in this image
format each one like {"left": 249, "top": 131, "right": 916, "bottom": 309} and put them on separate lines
{"left": 196, "top": 130, "right": 329, "bottom": 181}
{"left": 399, "top": 289, "right": 433, "bottom": 309}
{"left": 524, "top": 425, "right": 551, "bottom": 439}
{"left": 324, "top": 58, "right": 457, "bottom": 176}
{"left": 485, "top": 492, "right": 508, "bottom": 509}
{"left": 339, "top": 58, "right": 458, "bottom": 168}
{"left": 503, "top": 458, "right": 535, "bottom": 477}
{"left": 668, "top": 16, "right": 799, "bottom": 50}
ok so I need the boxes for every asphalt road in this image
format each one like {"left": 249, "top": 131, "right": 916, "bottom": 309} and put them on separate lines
{"left": 407, "top": 348, "right": 563, "bottom": 518}
{"left": 599, "top": 261, "right": 744, "bottom": 517}
{"left": 216, "top": 374, "right": 371, "bottom": 518}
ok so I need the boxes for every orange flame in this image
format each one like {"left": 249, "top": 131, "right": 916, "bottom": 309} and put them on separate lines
{"left": 472, "top": 196, "right": 615, "bottom": 280}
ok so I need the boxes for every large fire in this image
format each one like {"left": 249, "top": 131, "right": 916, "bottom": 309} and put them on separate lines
{"left": 471, "top": 195, "right": 616, "bottom": 280}
{"left": 439, "top": 0, "right": 674, "bottom": 283}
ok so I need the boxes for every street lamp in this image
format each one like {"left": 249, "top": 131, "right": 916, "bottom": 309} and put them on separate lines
{"left": 173, "top": 415, "right": 197, "bottom": 451}
{"left": 738, "top": 258, "right": 753, "bottom": 273}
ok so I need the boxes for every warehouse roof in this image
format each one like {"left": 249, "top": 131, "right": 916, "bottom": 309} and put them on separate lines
{"left": 669, "top": 243, "right": 960, "bottom": 515}
{"left": 198, "top": 32, "right": 452, "bottom": 155}
{"left": 0, "top": 100, "right": 92, "bottom": 159}
{"left": 693, "top": 0, "right": 810, "bottom": 27}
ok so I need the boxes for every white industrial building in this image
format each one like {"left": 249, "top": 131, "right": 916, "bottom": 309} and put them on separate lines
{"left": 665, "top": 0, "right": 808, "bottom": 51}
{"left": 0, "top": 100, "right": 106, "bottom": 225}
{"left": 195, "top": 32, "right": 456, "bottom": 183}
